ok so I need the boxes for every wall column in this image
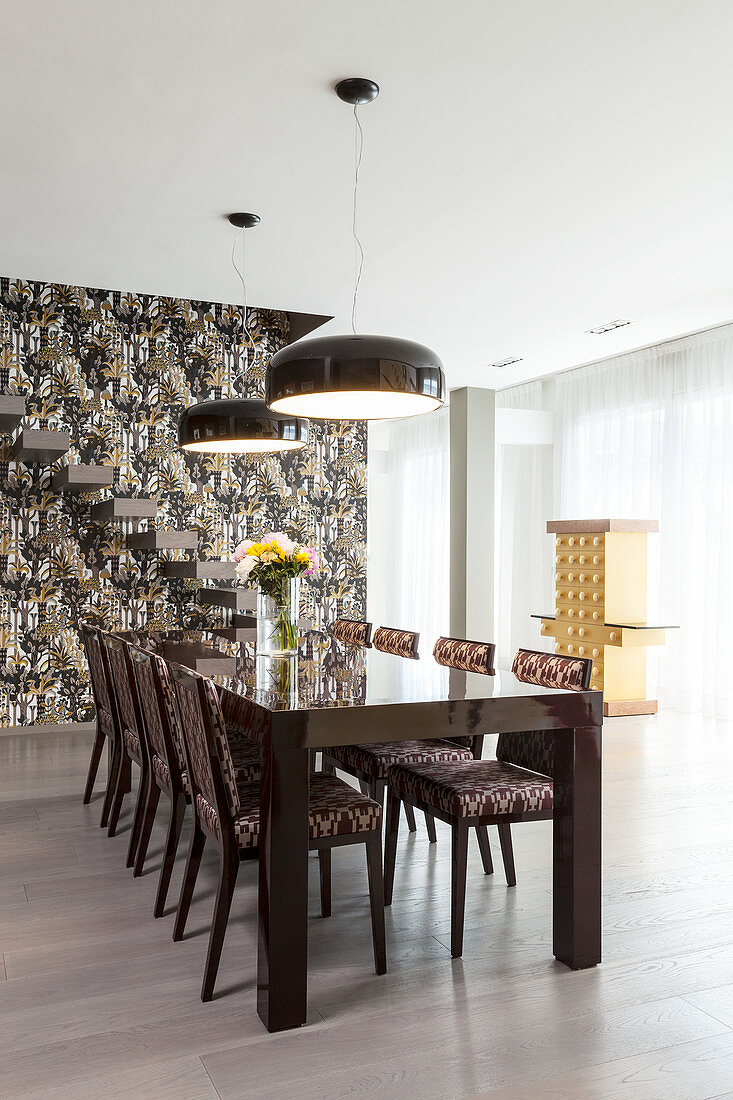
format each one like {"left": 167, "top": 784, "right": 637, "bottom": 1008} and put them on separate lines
{"left": 449, "top": 387, "right": 496, "bottom": 641}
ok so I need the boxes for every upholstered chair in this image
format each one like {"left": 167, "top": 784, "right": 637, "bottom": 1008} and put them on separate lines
{"left": 80, "top": 623, "right": 121, "bottom": 828}
{"left": 322, "top": 629, "right": 480, "bottom": 843}
{"left": 128, "top": 648, "right": 191, "bottom": 914}
{"left": 372, "top": 626, "right": 420, "bottom": 659}
{"left": 332, "top": 617, "right": 373, "bottom": 647}
{"left": 103, "top": 635, "right": 150, "bottom": 859}
{"left": 384, "top": 648, "right": 592, "bottom": 957}
{"left": 169, "top": 664, "right": 386, "bottom": 1002}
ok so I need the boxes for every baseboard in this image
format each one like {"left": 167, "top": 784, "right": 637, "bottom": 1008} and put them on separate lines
{"left": 0, "top": 721, "right": 96, "bottom": 737}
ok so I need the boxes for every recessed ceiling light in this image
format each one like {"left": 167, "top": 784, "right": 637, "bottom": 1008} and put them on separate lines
{"left": 489, "top": 356, "right": 524, "bottom": 368}
{"left": 586, "top": 319, "right": 633, "bottom": 334}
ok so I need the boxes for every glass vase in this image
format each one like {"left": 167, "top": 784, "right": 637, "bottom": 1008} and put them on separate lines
{"left": 256, "top": 575, "right": 300, "bottom": 657}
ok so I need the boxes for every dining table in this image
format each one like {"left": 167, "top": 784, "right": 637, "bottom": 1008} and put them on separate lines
{"left": 213, "top": 633, "right": 603, "bottom": 1033}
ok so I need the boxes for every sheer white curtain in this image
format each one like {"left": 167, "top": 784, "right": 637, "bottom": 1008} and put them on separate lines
{"left": 495, "top": 383, "right": 553, "bottom": 666}
{"left": 368, "top": 408, "right": 449, "bottom": 698}
{"left": 554, "top": 324, "right": 733, "bottom": 717}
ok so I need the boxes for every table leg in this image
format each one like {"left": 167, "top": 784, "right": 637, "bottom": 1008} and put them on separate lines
{"left": 552, "top": 724, "right": 602, "bottom": 969}
{"left": 257, "top": 742, "right": 310, "bottom": 1031}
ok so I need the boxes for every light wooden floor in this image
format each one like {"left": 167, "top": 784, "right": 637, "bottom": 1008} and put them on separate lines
{"left": 2, "top": 713, "right": 733, "bottom": 1099}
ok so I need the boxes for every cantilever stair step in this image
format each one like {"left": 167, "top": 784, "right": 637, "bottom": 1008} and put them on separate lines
{"left": 163, "top": 560, "right": 237, "bottom": 581}
{"left": 160, "top": 641, "right": 236, "bottom": 676}
{"left": 0, "top": 396, "right": 26, "bottom": 434}
{"left": 197, "top": 587, "right": 256, "bottom": 612}
{"left": 127, "top": 529, "right": 199, "bottom": 551}
{"left": 89, "top": 496, "right": 158, "bottom": 521}
{"left": 10, "top": 429, "right": 70, "bottom": 464}
{"left": 52, "top": 465, "right": 114, "bottom": 492}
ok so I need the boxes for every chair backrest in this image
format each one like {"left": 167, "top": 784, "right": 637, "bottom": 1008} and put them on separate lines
{"left": 80, "top": 622, "right": 113, "bottom": 721}
{"left": 373, "top": 626, "right": 420, "bottom": 660}
{"left": 169, "top": 664, "right": 240, "bottom": 842}
{"left": 332, "top": 618, "right": 373, "bottom": 647}
{"left": 511, "top": 648, "right": 591, "bottom": 690}
{"left": 497, "top": 648, "right": 592, "bottom": 778}
{"left": 129, "top": 648, "right": 186, "bottom": 787}
{"left": 103, "top": 635, "right": 143, "bottom": 751}
{"left": 433, "top": 636, "right": 495, "bottom": 675}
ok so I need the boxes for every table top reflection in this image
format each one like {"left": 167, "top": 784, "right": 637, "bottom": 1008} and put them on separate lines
{"left": 212, "top": 631, "right": 590, "bottom": 714}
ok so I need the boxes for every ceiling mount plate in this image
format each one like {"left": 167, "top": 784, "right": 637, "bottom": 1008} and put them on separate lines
{"left": 227, "top": 213, "right": 261, "bottom": 229}
{"left": 335, "top": 78, "right": 380, "bottom": 105}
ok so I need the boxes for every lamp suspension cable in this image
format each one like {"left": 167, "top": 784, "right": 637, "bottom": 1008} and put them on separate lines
{"left": 351, "top": 104, "right": 365, "bottom": 335}
{"left": 231, "top": 225, "right": 255, "bottom": 379}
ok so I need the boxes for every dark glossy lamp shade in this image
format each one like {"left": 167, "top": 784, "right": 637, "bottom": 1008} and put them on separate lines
{"left": 265, "top": 333, "right": 446, "bottom": 420}
{"left": 178, "top": 398, "right": 309, "bottom": 454}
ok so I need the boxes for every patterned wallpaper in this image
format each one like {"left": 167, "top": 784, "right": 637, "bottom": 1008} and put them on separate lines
{"left": 0, "top": 277, "right": 366, "bottom": 726}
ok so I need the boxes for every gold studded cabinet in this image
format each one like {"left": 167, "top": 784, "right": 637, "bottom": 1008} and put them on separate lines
{"left": 538, "top": 519, "right": 670, "bottom": 718}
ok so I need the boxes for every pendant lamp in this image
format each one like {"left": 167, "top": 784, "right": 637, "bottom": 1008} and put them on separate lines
{"left": 265, "top": 79, "right": 445, "bottom": 421}
{"left": 178, "top": 213, "right": 309, "bottom": 454}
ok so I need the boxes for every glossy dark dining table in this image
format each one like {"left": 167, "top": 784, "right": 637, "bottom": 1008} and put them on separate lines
{"left": 214, "top": 634, "right": 603, "bottom": 1033}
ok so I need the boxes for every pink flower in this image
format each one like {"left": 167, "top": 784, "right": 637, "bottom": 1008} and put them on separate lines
{"left": 233, "top": 539, "right": 253, "bottom": 563}
{"left": 305, "top": 548, "right": 321, "bottom": 577}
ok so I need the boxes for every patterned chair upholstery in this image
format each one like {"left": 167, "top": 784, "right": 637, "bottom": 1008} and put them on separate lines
{"left": 79, "top": 622, "right": 118, "bottom": 819}
{"left": 373, "top": 626, "right": 420, "bottom": 659}
{"left": 103, "top": 635, "right": 153, "bottom": 859}
{"left": 511, "top": 648, "right": 591, "bottom": 690}
{"left": 388, "top": 760, "right": 553, "bottom": 818}
{"left": 383, "top": 646, "right": 592, "bottom": 959}
{"left": 433, "top": 636, "right": 495, "bottom": 676}
{"left": 329, "top": 739, "right": 473, "bottom": 778}
{"left": 169, "top": 664, "right": 387, "bottom": 1002}
{"left": 332, "top": 618, "right": 373, "bottom": 647}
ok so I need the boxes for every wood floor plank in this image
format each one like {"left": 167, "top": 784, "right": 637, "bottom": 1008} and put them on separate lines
{"left": 470, "top": 1030, "right": 733, "bottom": 1100}
{"left": 16, "top": 1055, "right": 220, "bottom": 1100}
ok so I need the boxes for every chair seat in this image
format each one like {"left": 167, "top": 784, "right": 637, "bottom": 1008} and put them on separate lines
{"left": 327, "top": 739, "right": 473, "bottom": 779}
{"left": 229, "top": 737, "right": 261, "bottom": 785}
{"left": 230, "top": 773, "right": 382, "bottom": 851}
{"left": 123, "top": 728, "right": 141, "bottom": 761}
{"left": 388, "top": 760, "right": 553, "bottom": 819}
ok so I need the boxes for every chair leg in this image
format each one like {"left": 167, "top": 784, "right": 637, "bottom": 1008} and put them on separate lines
{"left": 107, "top": 752, "right": 130, "bottom": 838}
{"left": 498, "top": 822, "right": 516, "bottom": 887}
{"left": 365, "top": 831, "right": 387, "bottom": 975}
{"left": 83, "top": 725, "right": 106, "bottom": 804}
{"left": 154, "top": 792, "right": 187, "bottom": 917}
{"left": 403, "top": 801, "right": 417, "bottom": 832}
{"left": 201, "top": 845, "right": 239, "bottom": 1002}
{"left": 321, "top": 755, "right": 335, "bottom": 775}
{"left": 100, "top": 740, "right": 120, "bottom": 829}
{"left": 318, "top": 848, "right": 331, "bottom": 918}
{"left": 475, "top": 825, "right": 494, "bottom": 875}
{"left": 451, "top": 822, "right": 469, "bottom": 958}
{"left": 133, "top": 780, "right": 161, "bottom": 877}
{"left": 424, "top": 811, "right": 437, "bottom": 843}
{"left": 383, "top": 790, "right": 401, "bottom": 906}
{"left": 173, "top": 823, "right": 206, "bottom": 942}
{"left": 125, "top": 763, "right": 148, "bottom": 869}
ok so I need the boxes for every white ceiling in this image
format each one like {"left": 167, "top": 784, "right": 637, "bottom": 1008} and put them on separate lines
{"left": 2, "top": 0, "right": 733, "bottom": 390}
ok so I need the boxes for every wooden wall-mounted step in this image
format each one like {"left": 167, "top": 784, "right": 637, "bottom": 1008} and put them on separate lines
{"left": 160, "top": 641, "right": 236, "bottom": 676}
{"left": 0, "top": 396, "right": 26, "bottom": 433}
{"left": 10, "top": 429, "right": 70, "bottom": 464}
{"left": 52, "top": 465, "right": 114, "bottom": 493}
{"left": 89, "top": 497, "right": 158, "bottom": 521}
{"left": 127, "top": 529, "right": 199, "bottom": 551}
{"left": 197, "top": 586, "right": 256, "bottom": 612}
{"left": 163, "top": 560, "right": 237, "bottom": 581}
{"left": 208, "top": 624, "right": 257, "bottom": 643}
{"left": 210, "top": 612, "right": 257, "bottom": 643}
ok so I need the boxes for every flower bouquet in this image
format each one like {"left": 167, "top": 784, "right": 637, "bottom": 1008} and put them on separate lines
{"left": 233, "top": 532, "right": 320, "bottom": 656}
